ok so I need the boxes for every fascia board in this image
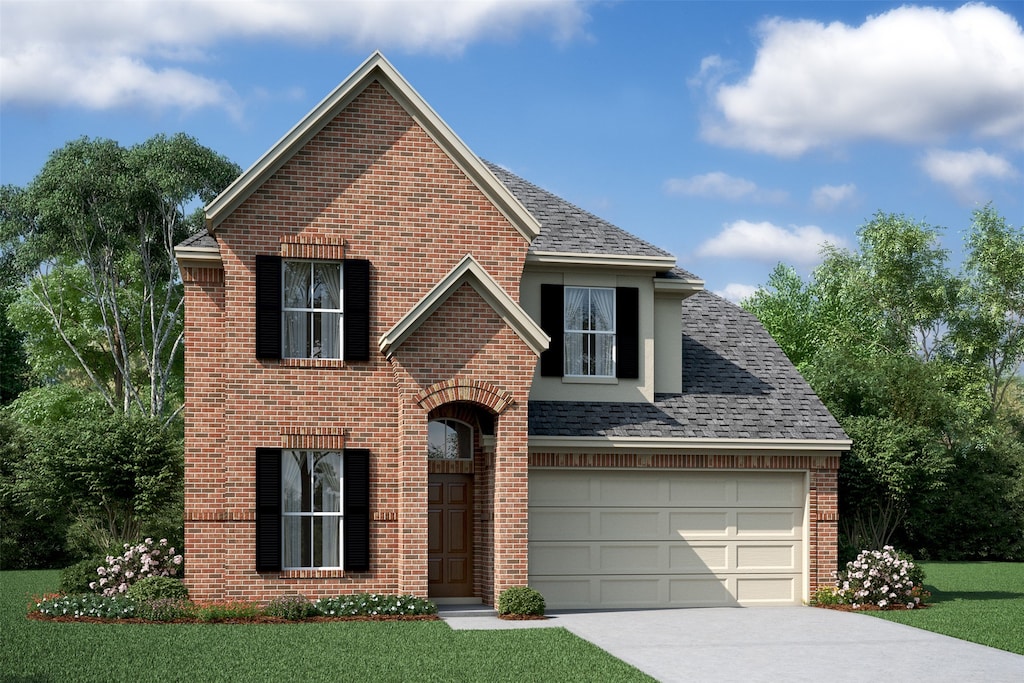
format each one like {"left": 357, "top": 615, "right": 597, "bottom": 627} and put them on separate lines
{"left": 173, "top": 245, "right": 222, "bottom": 269}
{"left": 204, "top": 52, "right": 540, "bottom": 242}
{"left": 653, "top": 278, "right": 705, "bottom": 293}
{"left": 379, "top": 254, "right": 549, "bottom": 357}
{"left": 529, "top": 435, "right": 852, "bottom": 453}
{"left": 526, "top": 251, "right": 678, "bottom": 270}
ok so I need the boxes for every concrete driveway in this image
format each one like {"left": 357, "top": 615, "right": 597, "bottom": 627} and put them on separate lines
{"left": 442, "top": 606, "right": 1024, "bottom": 682}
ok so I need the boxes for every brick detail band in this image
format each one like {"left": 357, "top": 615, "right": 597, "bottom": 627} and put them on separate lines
{"left": 530, "top": 452, "right": 840, "bottom": 470}
{"left": 182, "top": 267, "right": 224, "bottom": 284}
{"left": 281, "top": 237, "right": 346, "bottom": 260}
{"left": 415, "top": 378, "right": 515, "bottom": 414}
{"left": 280, "top": 428, "right": 347, "bottom": 449}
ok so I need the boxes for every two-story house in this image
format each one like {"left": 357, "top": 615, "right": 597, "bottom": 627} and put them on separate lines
{"left": 174, "top": 52, "right": 849, "bottom": 610}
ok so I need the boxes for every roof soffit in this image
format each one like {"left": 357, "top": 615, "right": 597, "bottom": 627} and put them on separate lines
{"left": 204, "top": 51, "right": 540, "bottom": 241}
{"left": 379, "top": 254, "right": 549, "bottom": 357}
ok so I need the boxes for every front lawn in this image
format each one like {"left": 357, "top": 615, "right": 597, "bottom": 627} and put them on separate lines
{"left": 868, "top": 561, "right": 1024, "bottom": 655}
{"left": 1, "top": 571, "right": 653, "bottom": 682}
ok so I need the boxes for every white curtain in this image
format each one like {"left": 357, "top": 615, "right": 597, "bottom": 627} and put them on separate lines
{"left": 591, "top": 289, "right": 615, "bottom": 375}
{"left": 283, "top": 263, "right": 310, "bottom": 358}
{"left": 314, "top": 452, "right": 342, "bottom": 566}
{"left": 316, "top": 264, "right": 342, "bottom": 359}
{"left": 563, "top": 287, "right": 588, "bottom": 376}
{"left": 282, "top": 452, "right": 305, "bottom": 568}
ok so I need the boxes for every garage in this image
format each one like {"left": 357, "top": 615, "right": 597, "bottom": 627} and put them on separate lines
{"left": 528, "top": 469, "right": 807, "bottom": 609}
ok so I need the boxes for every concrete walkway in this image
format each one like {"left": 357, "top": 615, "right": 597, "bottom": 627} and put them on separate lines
{"left": 441, "top": 606, "right": 1024, "bottom": 683}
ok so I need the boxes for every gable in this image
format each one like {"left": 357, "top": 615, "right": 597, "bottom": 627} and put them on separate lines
{"left": 380, "top": 254, "right": 548, "bottom": 358}
{"left": 204, "top": 52, "right": 539, "bottom": 242}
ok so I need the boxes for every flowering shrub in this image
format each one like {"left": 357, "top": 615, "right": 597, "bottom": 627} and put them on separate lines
{"left": 91, "top": 538, "right": 183, "bottom": 597}
{"left": 34, "top": 593, "right": 139, "bottom": 619}
{"left": 314, "top": 593, "right": 436, "bottom": 617}
{"left": 835, "top": 546, "right": 924, "bottom": 609}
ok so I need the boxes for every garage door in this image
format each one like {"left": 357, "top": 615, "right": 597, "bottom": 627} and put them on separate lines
{"left": 528, "top": 469, "right": 806, "bottom": 609}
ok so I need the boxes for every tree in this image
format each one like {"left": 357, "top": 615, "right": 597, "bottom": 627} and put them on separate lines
{"left": 0, "top": 134, "right": 239, "bottom": 424}
{"left": 949, "top": 204, "right": 1024, "bottom": 415}
{"left": 742, "top": 207, "right": 1024, "bottom": 561}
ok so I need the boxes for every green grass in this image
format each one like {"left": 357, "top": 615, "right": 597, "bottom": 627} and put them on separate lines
{"left": 868, "top": 561, "right": 1024, "bottom": 655}
{"left": 0, "top": 570, "right": 653, "bottom": 683}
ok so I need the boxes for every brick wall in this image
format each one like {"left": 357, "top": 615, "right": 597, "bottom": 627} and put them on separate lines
{"left": 181, "top": 81, "right": 534, "bottom": 603}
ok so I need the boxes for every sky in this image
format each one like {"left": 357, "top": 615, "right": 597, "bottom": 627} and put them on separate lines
{"left": 2, "top": 0, "right": 1022, "bottom": 301}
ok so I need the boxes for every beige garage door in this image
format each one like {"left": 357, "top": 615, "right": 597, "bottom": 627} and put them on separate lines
{"left": 528, "top": 469, "right": 806, "bottom": 609}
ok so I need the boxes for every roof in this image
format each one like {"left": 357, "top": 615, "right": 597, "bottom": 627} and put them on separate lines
{"left": 529, "top": 291, "right": 849, "bottom": 444}
{"left": 483, "top": 161, "right": 677, "bottom": 264}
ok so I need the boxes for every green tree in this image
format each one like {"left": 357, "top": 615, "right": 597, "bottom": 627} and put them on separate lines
{"left": 0, "top": 134, "right": 239, "bottom": 424}
{"left": 742, "top": 207, "right": 1024, "bottom": 561}
{"left": 8, "top": 405, "right": 183, "bottom": 553}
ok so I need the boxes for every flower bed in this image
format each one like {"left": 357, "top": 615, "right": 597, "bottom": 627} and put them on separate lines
{"left": 29, "top": 592, "right": 439, "bottom": 624}
{"left": 813, "top": 546, "right": 931, "bottom": 611}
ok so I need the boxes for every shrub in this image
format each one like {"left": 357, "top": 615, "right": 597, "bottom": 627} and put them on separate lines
{"left": 193, "top": 601, "right": 261, "bottom": 622}
{"left": 59, "top": 556, "right": 109, "bottom": 594}
{"left": 33, "top": 593, "right": 139, "bottom": 620}
{"left": 497, "top": 586, "right": 545, "bottom": 616}
{"left": 811, "top": 584, "right": 850, "bottom": 607}
{"left": 125, "top": 575, "right": 189, "bottom": 602}
{"left": 314, "top": 593, "right": 436, "bottom": 617}
{"left": 835, "top": 545, "right": 923, "bottom": 609}
{"left": 135, "top": 598, "right": 193, "bottom": 622}
{"left": 92, "top": 537, "right": 183, "bottom": 597}
{"left": 265, "top": 594, "right": 318, "bottom": 620}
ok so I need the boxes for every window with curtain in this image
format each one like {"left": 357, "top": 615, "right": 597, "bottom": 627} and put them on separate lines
{"left": 564, "top": 286, "right": 615, "bottom": 376}
{"left": 282, "top": 261, "right": 343, "bottom": 359}
{"left": 281, "top": 450, "right": 343, "bottom": 569}
{"left": 427, "top": 419, "right": 472, "bottom": 460}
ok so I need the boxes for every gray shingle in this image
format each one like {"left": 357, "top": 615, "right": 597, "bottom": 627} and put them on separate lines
{"left": 484, "top": 160, "right": 674, "bottom": 259}
{"left": 530, "top": 291, "right": 848, "bottom": 442}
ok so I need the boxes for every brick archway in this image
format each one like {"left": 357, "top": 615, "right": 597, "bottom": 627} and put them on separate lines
{"left": 414, "top": 379, "right": 515, "bottom": 415}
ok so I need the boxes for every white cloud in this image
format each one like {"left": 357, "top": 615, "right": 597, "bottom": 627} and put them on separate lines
{"left": 696, "top": 220, "right": 846, "bottom": 265}
{"left": 701, "top": 4, "right": 1024, "bottom": 156}
{"left": 716, "top": 283, "right": 759, "bottom": 303}
{"left": 0, "top": 0, "right": 590, "bottom": 113}
{"left": 664, "top": 172, "right": 787, "bottom": 203}
{"left": 920, "top": 148, "right": 1020, "bottom": 203}
{"left": 811, "top": 183, "right": 857, "bottom": 211}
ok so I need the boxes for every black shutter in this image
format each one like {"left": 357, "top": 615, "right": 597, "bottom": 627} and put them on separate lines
{"left": 255, "top": 255, "right": 282, "bottom": 359}
{"left": 539, "top": 284, "right": 564, "bottom": 377}
{"left": 343, "top": 448, "right": 371, "bottom": 572}
{"left": 616, "top": 287, "right": 640, "bottom": 379}
{"left": 255, "top": 448, "right": 282, "bottom": 572}
{"left": 343, "top": 259, "right": 371, "bottom": 361}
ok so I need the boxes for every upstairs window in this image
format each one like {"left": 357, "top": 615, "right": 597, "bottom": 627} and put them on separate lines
{"left": 255, "top": 255, "right": 370, "bottom": 361}
{"left": 283, "top": 261, "right": 343, "bottom": 359}
{"left": 564, "top": 286, "right": 615, "bottom": 377}
{"left": 539, "top": 284, "right": 639, "bottom": 380}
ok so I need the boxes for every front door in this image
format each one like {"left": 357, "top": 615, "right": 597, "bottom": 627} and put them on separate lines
{"left": 428, "top": 473, "right": 474, "bottom": 597}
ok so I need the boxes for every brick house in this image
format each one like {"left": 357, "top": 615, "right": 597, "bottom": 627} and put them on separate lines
{"left": 174, "top": 52, "right": 849, "bottom": 609}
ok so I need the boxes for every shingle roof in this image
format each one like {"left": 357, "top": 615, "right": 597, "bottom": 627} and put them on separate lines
{"left": 529, "top": 291, "right": 848, "bottom": 442}
{"left": 483, "top": 161, "right": 674, "bottom": 260}
{"left": 177, "top": 230, "right": 219, "bottom": 249}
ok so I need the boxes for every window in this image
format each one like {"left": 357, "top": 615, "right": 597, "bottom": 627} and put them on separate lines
{"left": 281, "top": 450, "right": 343, "bottom": 568}
{"left": 539, "top": 284, "right": 639, "bottom": 380}
{"left": 428, "top": 419, "right": 472, "bottom": 460}
{"left": 255, "top": 255, "right": 370, "bottom": 362}
{"left": 255, "top": 447, "right": 370, "bottom": 573}
{"left": 564, "top": 286, "right": 615, "bottom": 377}
{"left": 283, "top": 261, "right": 342, "bottom": 359}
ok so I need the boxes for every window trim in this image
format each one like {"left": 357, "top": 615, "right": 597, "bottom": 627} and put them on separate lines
{"left": 280, "top": 449, "right": 344, "bottom": 570}
{"left": 563, "top": 285, "right": 616, "bottom": 378}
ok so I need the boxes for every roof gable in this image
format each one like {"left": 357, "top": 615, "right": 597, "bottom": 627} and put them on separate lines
{"left": 379, "top": 254, "right": 549, "bottom": 357}
{"left": 204, "top": 52, "right": 540, "bottom": 242}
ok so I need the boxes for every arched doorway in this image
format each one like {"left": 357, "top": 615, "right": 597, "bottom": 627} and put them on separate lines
{"left": 426, "top": 405, "right": 494, "bottom": 599}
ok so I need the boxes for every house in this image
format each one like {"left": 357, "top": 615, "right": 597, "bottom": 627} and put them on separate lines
{"left": 174, "top": 52, "right": 849, "bottom": 609}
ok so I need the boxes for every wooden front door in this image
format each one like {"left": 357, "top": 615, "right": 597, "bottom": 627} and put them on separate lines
{"left": 428, "top": 474, "right": 474, "bottom": 597}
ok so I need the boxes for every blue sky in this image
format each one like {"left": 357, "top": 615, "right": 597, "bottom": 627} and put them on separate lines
{"left": 2, "top": 0, "right": 1022, "bottom": 300}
